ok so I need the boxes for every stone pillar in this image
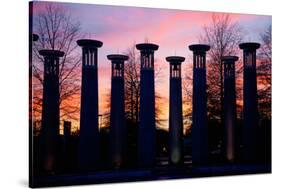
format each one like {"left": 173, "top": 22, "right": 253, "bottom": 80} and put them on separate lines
{"left": 63, "top": 121, "right": 71, "bottom": 146}
{"left": 77, "top": 39, "right": 103, "bottom": 170}
{"left": 107, "top": 54, "right": 129, "bottom": 168}
{"left": 136, "top": 43, "right": 159, "bottom": 168}
{"left": 63, "top": 121, "right": 71, "bottom": 141}
{"left": 166, "top": 56, "right": 185, "bottom": 166}
{"left": 239, "top": 42, "right": 260, "bottom": 162}
{"left": 189, "top": 44, "right": 210, "bottom": 165}
{"left": 39, "top": 49, "right": 64, "bottom": 173}
{"left": 63, "top": 120, "right": 72, "bottom": 170}
{"left": 222, "top": 56, "right": 239, "bottom": 162}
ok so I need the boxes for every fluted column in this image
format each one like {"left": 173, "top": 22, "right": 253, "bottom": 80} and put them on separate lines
{"left": 239, "top": 42, "right": 260, "bottom": 162}
{"left": 189, "top": 44, "right": 210, "bottom": 165}
{"left": 77, "top": 39, "right": 103, "bottom": 170}
{"left": 222, "top": 56, "right": 239, "bottom": 162}
{"left": 136, "top": 43, "right": 159, "bottom": 168}
{"left": 107, "top": 54, "right": 129, "bottom": 168}
{"left": 166, "top": 56, "right": 185, "bottom": 165}
{"left": 39, "top": 49, "right": 64, "bottom": 173}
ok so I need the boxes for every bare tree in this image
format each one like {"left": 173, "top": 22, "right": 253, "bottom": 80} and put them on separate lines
{"left": 257, "top": 25, "right": 271, "bottom": 119}
{"left": 182, "top": 63, "right": 193, "bottom": 135}
{"left": 32, "top": 3, "right": 82, "bottom": 125}
{"left": 124, "top": 44, "right": 141, "bottom": 124}
{"left": 199, "top": 13, "right": 243, "bottom": 122}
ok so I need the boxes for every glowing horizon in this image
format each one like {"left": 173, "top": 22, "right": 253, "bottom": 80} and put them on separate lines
{"left": 31, "top": 2, "right": 271, "bottom": 133}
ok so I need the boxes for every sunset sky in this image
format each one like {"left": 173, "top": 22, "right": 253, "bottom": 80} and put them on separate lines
{"left": 32, "top": 2, "right": 271, "bottom": 131}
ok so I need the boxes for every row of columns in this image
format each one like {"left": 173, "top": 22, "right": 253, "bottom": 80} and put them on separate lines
{"left": 37, "top": 36, "right": 260, "bottom": 172}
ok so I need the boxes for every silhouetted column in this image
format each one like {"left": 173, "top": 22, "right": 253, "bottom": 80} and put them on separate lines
{"left": 64, "top": 121, "right": 71, "bottom": 140}
{"left": 239, "top": 42, "right": 260, "bottom": 162}
{"left": 39, "top": 49, "right": 64, "bottom": 173}
{"left": 222, "top": 56, "right": 239, "bottom": 162}
{"left": 166, "top": 56, "right": 185, "bottom": 166}
{"left": 63, "top": 120, "right": 72, "bottom": 170}
{"left": 77, "top": 39, "right": 103, "bottom": 170}
{"left": 63, "top": 120, "right": 71, "bottom": 153}
{"left": 136, "top": 43, "right": 159, "bottom": 168}
{"left": 189, "top": 44, "right": 210, "bottom": 165}
{"left": 107, "top": 54, "right": 129, "bottom": 168}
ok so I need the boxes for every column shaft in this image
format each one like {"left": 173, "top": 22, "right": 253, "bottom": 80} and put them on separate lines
{"left": 110, "top": 78, "right": 126, "bottom": 167}
{"left": 169, "top": 78, "right": 183, "bottom": 165}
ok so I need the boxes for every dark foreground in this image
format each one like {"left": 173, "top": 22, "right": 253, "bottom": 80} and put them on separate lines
{"left": 31, "top": 156, "right": 271, "bottom": 188}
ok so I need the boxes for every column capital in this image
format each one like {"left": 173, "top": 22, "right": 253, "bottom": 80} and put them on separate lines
{"left": 239, "top": 42, "right": 260, "bottom": 51}
{"left": 77, "top": 39, "right": 103, "bottom": 48}
{"left": 166, "top": 56, "right": 185, "bottom": 64}
{"left": 136, "top": 43, "right": 159, "bottom": 51}
{"left": 222, "top": 56, "right": 239, "bottom": 63}
{"left": 189, "top": 44, "right": 210, "bottom": 53}
{"left": 107, "top": 54, "right": 129, "bottom": 61}
{"left": 39, "top": 49, "right": 64, "bottom": 57}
